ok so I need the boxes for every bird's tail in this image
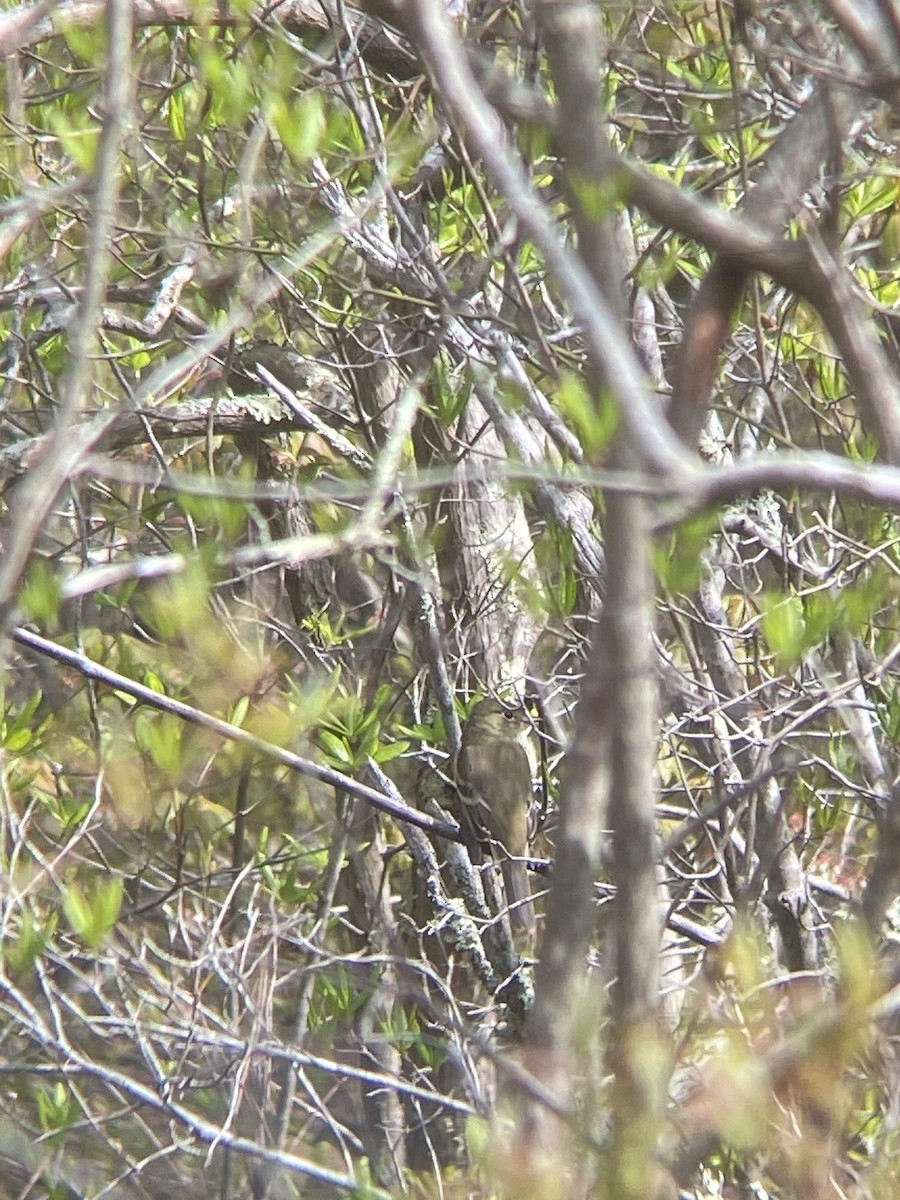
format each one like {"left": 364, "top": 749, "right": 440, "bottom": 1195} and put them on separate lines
{"left": 501, "top": 859, "right": 536, "bottom": 935}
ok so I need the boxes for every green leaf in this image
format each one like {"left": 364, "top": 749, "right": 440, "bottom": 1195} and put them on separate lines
{"left": 271, "top": 92, "right": 325, "bottom": 165}
{"left": 762, "top": 593, "right": 806, "bottom": 668}
{"left": 372, "top": 739, "right": 410, "bottom": 764}
{"left": 1, "top": 690, "right": 46, "bottom": 755}
{"left": 48, "top": 110, "right": 100, "bottom": 172}
{"left": 4, "top": 908, "right": 58, "bottom": 976}
{"left": 656, "top": 511, "right": 717, "bottom": 593}
{"left": 134, "top": 712, "right": 184, "bottom": 779}
{"left": 144, "top": 559, "right": 212, "bottom": 639}
{"left": 168, "top": 90, "right": 186, "bottom": 141}
{"left": 142, "top": 671, "right": 167, "bottom": 695}
{"left": 555, "top": 371, "right": 618, "bottom": 458}
{"left": 60, "top": 20, "right": 106, "bottom": 65}
{"left": 569, "top": 169, "right": 628, "bottom": 221}
{"left": 802, "top": 592, "right": 836, "bottom": 647}
{"left": 37, "top": 1081, "right": 76, "bottom": 1134}
{"left": 846, "top": 174, "right": 898, "bottom": 220}
{"left": 62, "top": 877, "right": 123, "bottom": 949}
{"left": 318, "top": 729, "right": 354, "bottom": 766}
{"left": 20, "top": 558, "right": 62, "bottom": 627}
{"left": 429, "top": 354, "right": 469, "bottom": 425}
{"left": 229, "top": 694, "right": 250, "bottom": 728}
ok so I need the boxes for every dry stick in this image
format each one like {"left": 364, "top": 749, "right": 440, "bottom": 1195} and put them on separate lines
{"left": 0, "top": 966, "right": 393, "bottom": 1199}
{"left": 259, "top": 791, "right": 354, "bottom": 1200}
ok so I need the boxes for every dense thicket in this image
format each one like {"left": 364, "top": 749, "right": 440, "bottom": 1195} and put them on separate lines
{"left": 2, "top": 2, "right": 900, "bottom": 1197}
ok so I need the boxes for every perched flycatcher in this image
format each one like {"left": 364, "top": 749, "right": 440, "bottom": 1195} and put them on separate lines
{"left": 457, "top": 697, "right": 536, "bottom": 934}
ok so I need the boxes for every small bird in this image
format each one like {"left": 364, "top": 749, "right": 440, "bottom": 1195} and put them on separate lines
{"left": 457, "top": 697, "right": 536, "bottom": 935}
